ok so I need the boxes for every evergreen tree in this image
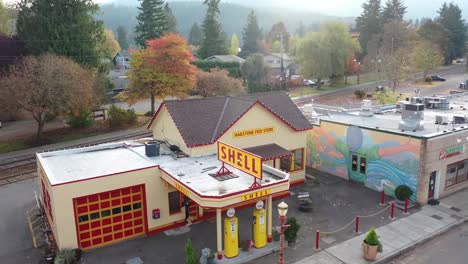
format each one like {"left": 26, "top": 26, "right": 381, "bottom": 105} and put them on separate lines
{"left": 240, "top": 10, "right": 261, "bottom": 58}
{"left": 230, "top": 33, "right": 239, "bottom": 55}
{"left": 382, "top": 0, "right": 406, "bottom": 24}
{"left": 16, "top": 0, "right": 106, "bottom": 69}
{"left": 199, "top": 0, "right": 227, "bottom": 58}
{"left": 164, "top": 2, "right": 177, "bottom": 33}
{"left": 296, "top": 21, "right": 305, "bottom": 37}
{"left": 418, "top": 19, "right": 450, "bottom": 65}
{"left": 437, "top": 2, "right": 467, "bottom": 64}
{"left": 135, "top": 0, "right": 167, "bottom": 47}
{"left": 356, "top": 0, "right": 382, "bottom": 58}
{"left": 188, "top": 22, "right": 203, "bottom": 46}
{"left": 116, "top": 25, "right": 129, "bottom": 50}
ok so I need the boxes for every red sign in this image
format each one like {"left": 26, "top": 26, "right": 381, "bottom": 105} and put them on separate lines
{"left": 439, "top": 145, "right": 465, "bottom": 160}
{"left": 152, "top": 209, "right": 160, "bottom": 219}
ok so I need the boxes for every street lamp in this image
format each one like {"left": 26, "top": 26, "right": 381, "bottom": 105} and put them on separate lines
{"left": 353, "top": 59, "right": 361, "bottom": 85}
{"left": 277, "top": 201, "right": 289, "bottom": 264}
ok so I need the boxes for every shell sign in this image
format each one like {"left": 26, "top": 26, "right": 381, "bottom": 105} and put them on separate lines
{"left": 217, "top": 142, "right": 263, "bottom": 179}
{"left": 440, "top": 145, "right": 465, "bottom": 160}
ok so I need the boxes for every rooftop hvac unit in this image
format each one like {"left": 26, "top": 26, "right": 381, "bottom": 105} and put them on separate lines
{"left": 303, "top": 104, "right": 314, "bottom": 114}
{"left": 436, "top": 115, "right": 449, "bottom": 125}
{"left": 145, "top": 141, "right": 160, "bottom": 157}
{"left": 399, "top": 101, "right": 425, "bottom": 131}
{"left": 454, "top": 115, "right": 467, "bottom": 124}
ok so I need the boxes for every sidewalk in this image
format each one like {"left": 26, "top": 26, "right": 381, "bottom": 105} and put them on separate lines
{"left": 294, "top": 189, "right": 468, "bottom": 264}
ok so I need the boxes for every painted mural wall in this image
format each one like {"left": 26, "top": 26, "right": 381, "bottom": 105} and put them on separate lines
{"left": 307, "top": 121, "right": 421, "bottom": 201}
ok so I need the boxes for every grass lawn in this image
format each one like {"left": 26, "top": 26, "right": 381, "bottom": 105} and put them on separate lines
{"left": 0, "top": 116, "right": 151, "bottom": 154}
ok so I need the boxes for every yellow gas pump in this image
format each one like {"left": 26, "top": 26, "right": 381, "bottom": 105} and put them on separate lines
{"left": 252, "top": 208, "right": 267, "bottom": 248}
{"left": 224, "top": 215, "right": 239, "bottom": 258}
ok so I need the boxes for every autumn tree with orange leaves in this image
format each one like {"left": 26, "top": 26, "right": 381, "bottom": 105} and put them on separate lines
{"left": 123, "top": 33, "right": 196, "bottom": 114}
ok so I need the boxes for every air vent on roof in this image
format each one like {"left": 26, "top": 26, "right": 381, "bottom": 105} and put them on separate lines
{"left": 145, "top": 141, "right": 160, "bottom": 157}
{"left": 399, "top": 99, "right": 424, "bottom": 131}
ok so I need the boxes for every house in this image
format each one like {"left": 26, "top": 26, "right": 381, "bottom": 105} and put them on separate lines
{"left": 205, "top": 55, "right": 246, "bottom": 63}
{"left": 37, "top": 91, "right": 312, "bottom": 257}
{"left": 113, "top": 50, "right": 132, "bottom": 69}
{"left": 263, "top": 53, "right": 298, "bottom": 77}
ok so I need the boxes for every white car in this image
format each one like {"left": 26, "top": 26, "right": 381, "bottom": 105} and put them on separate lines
{"left": 303, "top": 79, "right": 316, "bottom": 86}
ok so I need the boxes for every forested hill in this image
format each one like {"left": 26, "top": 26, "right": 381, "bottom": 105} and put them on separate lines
{"left": 99, "top": 1, "right": 354, "bottom": 46}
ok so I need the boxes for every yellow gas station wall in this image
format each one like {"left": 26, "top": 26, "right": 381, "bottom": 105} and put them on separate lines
{"left": 49, "top": 167, "right": 185, "bottom": 249}
{"left": 151, "top": 106, "right": 190, "bottom": 155}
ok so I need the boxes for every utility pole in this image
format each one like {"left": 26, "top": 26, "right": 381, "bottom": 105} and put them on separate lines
{"left": 279, "top": 33, "right": 286, "bottom": 91}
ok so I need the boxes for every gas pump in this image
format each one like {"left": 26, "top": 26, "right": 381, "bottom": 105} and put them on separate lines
{"left": 252, "top": 201, "right": 267, "bottom": 248}
{"left": 224, "top": 208, "right": 239, "bottom": 258}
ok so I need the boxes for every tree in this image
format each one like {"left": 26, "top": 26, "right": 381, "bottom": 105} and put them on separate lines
{"left": 229, "top": 33, "right": 239, "bottom": 55}
{"left": 16, "top": 0, "right": 106, "bottom": 69}
{"left": 123, "top": 34, "right": 196, "bottom": 114}
{"left": 356, "top": 0, "right": 382, "bottom": 58}
{"left": 374, "top": 89, "right": 408, "bottom": 104}
{"left": 382, "top": 0, "right": 406, "bottom": 24}
{"left": 135, "top": 0, "right": 167, "bottom": 47}
{"left": 184, "top": 239, "right": 198, "bottom": 264}
{"left": 410, "top": 40, "right": 444, "bottom": 79}
{"left": 418, "top": 20, "right": 449, "bottom": 65}
{"left": 267, "top": 22, "right": 290, "bottom": 52}
{"left": 116, "top": 25, "right": 129, "bottom": 50}
{"left": 194, "top": 68, "right": 244, "bottom": 97}
{"left": 164, "top": 2, "right": 177, "bottom": 33}
{"left": 270, "top": 40, "right": 281, "bottom": 53}
{"left": 240, "top": 10, "right": 261, "bottom": 58}
{"left": 3, "top": 54, "right": 96, "bottom": 143}
{"left": 241, "top": 53, "right": 270, "bottom": 93}
{"left": 199, "top": 0, "right": 227, "bottom": 59}
{"left": 437, "top": 3, "right": 467, "bottom": 64}
{"left": 296, "top": 21, "right": 306, "bottom": 37}
{"left": 298, "top": 22, "right": 360, "bottom": 88}
{"left": 0, "top": 0, "right": 9, "bottom": 34}
{"left": 104, "top": 29, "right": 121, "bottom": 59}
{"left": 188, "top": 22, "right": 203, "bottom": 46}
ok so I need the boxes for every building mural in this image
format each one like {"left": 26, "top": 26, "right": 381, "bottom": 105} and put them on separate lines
{"left": 307, "top": 121, "right": 421, "bottom": 201}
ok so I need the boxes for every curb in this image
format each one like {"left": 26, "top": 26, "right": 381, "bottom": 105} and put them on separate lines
{"left": 372, "top": 213, "right": 468, "bottom": 264}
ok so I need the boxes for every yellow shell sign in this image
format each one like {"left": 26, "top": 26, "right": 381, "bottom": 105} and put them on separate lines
{"left": 218, "top": 142, "right": 263, "bottom": 179}
{"left": 241, "top": 189, "right": 271, "bottom": 201}
{"left": 232, "top": 127, "right": 275, "bottom": 138}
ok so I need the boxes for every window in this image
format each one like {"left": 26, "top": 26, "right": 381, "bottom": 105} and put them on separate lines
{"left": 101, "top": 210, "right": 111, "bottom": 218}
{"left": 445, "top": 160, "right": 468, "bottom": 187}
{"left": 360, "top": 157, "right": 367, "bottom": 174}
{"left": 123, "top": 205, "right": 132, "bottom": 212}
{"left": 351, "top": 155, "right": 358, "bottom": 172}
{"left": 168, "top": 191, "right": 181, "bottom": 214}
{"left": 112, "top": 207, "right": 121, "bottom": 215}
{"left": 280, "top": 149, "right": 304, "bottom": 172}
{"left": 41, "top": 180, "right": 53, "bottom": 222}
{"left": 132, "top": 202, "right": 142, "bottom": 210}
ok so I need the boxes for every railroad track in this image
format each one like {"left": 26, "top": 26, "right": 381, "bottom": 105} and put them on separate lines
{"left": 0, "top": 130, "right": 152, "bottom": 185}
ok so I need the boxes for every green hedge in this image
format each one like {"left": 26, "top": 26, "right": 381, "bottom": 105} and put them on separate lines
{"left": 191, "top": 61, "right": 241, "bottom": 78}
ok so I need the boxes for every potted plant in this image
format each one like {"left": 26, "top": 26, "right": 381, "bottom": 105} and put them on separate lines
{"left": 284, "top": 217, "right": 301, "bottom": 244}
{"left": 395, "top": 185, "right": 413, "bottom": 206}
{"left": 362, "top": 228, "right": 383, "bottom": 261}
{"left": 207, "top": 250, "right": 215, "bottom": 264}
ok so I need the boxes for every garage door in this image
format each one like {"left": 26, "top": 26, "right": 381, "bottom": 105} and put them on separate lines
{"left": 73, "top": 185, "right": 146, "bottom": 250}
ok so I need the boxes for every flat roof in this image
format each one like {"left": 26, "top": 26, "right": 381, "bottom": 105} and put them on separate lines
{"left": 312, "top": 95, "right": 468, "bottom": 138}
{"left": 38, "top": 140, "right": 289, "bottom": 195}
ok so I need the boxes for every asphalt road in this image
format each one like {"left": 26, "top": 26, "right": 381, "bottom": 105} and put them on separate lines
{"left": 388, "top": 222, "right": 468, "bottom": 264}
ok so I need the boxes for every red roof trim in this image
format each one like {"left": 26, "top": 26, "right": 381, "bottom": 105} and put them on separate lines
{"left": 50, "top": 165, "right": 160, "bottom": 187}
{"left": 159, "top": 167, "right": 289, "bottom": 200}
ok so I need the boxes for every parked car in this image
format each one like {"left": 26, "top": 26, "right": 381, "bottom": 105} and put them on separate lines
{"left": 431, "top": 75, "right": 446, "bottom": 81}
{"left": 303, "top": 79, "right": 316, "bottom": 87}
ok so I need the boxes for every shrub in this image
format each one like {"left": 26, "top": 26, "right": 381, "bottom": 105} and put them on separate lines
{"left": 185, "top": 239, "right": 199, "bottom": 264}
{"left": 191, "top": 61, "right": 241, "bottom": 78}
{"left": 144, "top": 110, "right": 154, "bottom": 117}
{"left": 424, "top": 76, "right": 432, "bottom": 83}
{"left": 364, "top": 228, "right": 383, "bottom": 253}
{"left": 395, "top": 185, "right": 413, "bottom": 200}
{"left": 108, "top": 105, "right": 137, "bottom": 127}
{"left": 54, "top": 248, "right": 77, "bottom": 264}
{"left": 284, "top": 217, "right": 301, "bottom": 243}
{"left": 66, "top": 112, "right": 95, "bottom": 129}
{"left": 354, "top": 89, "right": 366, "bottom": 99}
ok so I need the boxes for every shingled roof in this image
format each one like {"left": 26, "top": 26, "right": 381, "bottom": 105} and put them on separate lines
{"left": 148, "top": 91, "right": 312, "bottom": 147}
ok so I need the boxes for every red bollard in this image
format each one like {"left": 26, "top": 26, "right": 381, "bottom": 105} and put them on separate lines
{"left": 315, "top": 230, "right": 320, "bottom": 250}
{"left": 390, "top": 202, "right": 395, "bottom": 220}
{"left": 380, "top": 191, "right": 385, "bottom": 205}
{"left": 355, "top": 216, "right": 360, "bottom": 233}
{"left": 404, "top": 198, "right": 409, "bottom": 214}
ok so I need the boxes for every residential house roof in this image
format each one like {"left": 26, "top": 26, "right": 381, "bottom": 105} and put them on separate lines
{"left": 147, "top": 91, "right": 312, "bottom": 147}
{"left": 205, "top": 55, "right": 246, "bottom": 63}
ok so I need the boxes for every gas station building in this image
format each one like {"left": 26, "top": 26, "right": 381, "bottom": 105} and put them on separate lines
{"left": 37, "top": 91, "right": 312, "bottom": 258}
